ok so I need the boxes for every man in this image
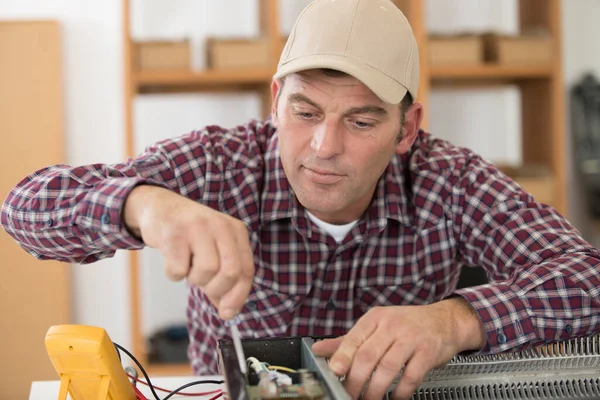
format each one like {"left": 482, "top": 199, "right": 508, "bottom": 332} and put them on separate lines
{"left": 2, "top": 0, "right": 600, "bottom": 399}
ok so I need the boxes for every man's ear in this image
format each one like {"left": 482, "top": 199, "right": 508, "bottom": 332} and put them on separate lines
{"left": 271, "top": 79, "right": 283, "bottom": 127}
{"left": 395, "top": 102, "right": 423, "bottom": 155}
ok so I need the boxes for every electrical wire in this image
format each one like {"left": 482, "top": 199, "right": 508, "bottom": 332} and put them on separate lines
{"left": 126, "top": 373, "right": 222, "bottom": 397}
{"left": 114, "top": 342, "right": 224, "bottom": 400}
{"left": 247, "top": 356, "right": 268, "bottom": 374}
{"left": 267, "top": 365, "right": 297, "bottom": 374}
{"left": 114, "top": 343, "right": 122, "bottom": 362}
{"left": 162, "top": 381, "right": 223, "bottom": 400}
{"left": 134, "top": 384, "right": 148, "bottom": 400}
{"left": 208, "top": 392, "right": 223, "bottom": 400}
{"left": 114, "top": 343, "right": 162, "bottom": 400}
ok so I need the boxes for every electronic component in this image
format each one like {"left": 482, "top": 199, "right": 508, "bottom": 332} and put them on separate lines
{"left": 218, "top": 335, "right": 600, "bottom": 400}
{"left": 243, "top": 356, "right": 324, "bottom": 400}
{"left": 247, "top": 368, "right": 325, "bottom": 400}
{"left": 45, "top": 325, "right": 136, "bottom": 400}
{"left": 217, "top": 337, "right": 349, "bottom": 400}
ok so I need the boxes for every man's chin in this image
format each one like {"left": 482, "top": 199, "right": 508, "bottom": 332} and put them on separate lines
{"left": 292, "top": 182, "right": 345, "bottom": 209}
{"left": 296, "top": 196, "right": 342, "bottom": 216}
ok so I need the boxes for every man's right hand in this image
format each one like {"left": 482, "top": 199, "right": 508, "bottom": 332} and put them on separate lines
{"left": 123, "top": 185, "right": 255, "bottom": 320}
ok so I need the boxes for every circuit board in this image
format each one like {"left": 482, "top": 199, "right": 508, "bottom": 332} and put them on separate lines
{"left": 246, "top": 369, "right": 325, "bottom": 400}
{"left": 217, "top": 337, "right": 349, "bottom": 400}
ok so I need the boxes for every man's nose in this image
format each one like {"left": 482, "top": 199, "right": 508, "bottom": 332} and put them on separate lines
{"left": 310, "top": 119, "right": 344, "bottom": 159}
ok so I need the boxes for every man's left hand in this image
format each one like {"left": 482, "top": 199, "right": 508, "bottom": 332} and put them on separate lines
{"left": 311, "top": 298, "right": 486, "bottom": 400}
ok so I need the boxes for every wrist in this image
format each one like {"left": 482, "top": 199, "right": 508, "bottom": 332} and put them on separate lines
{"left": 122, "top": 184, "right": 163, "bottom": 239}
{"left": 438, "top": 296, "right": 486, "bottom": 353}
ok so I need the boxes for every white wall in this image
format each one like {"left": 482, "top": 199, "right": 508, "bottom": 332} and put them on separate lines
{"left": 426, "top": 0, "right": 518, "bottom": 36}
{"left": 1, "top": 0, "right": 599, "bottom": 360}
{"left": 429, "top": 86, "right": 523, "bottom": 167}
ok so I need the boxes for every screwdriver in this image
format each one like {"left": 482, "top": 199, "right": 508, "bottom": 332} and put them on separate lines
{"left": 228, "top": 319, "right": 247, "bottom": 374}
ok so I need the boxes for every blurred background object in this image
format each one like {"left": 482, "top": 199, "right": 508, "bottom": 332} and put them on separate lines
{"left": 571, "top": 73, "right": 600, "bottom": 217}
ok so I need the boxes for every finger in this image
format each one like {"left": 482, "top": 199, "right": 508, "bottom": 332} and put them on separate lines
{"left": 218, "top": 226, "right": 255, "bottom": 319}
{"left": 361, "top": 342, "right": 412, "bottom": 400}
{"left": 218, "top": 225, "right": 254, "bottom": 315}
{"left": 201, "top": 226, "right": 242, "bottom": 310}
{"left": 236, "top": 226, "right": 255, "bottom": 284}
{"left": 312, "top": 337, "right": 344, "bottom": 358}
{"left": 329, "top": 318, "right": 378, "bottom": 376}
{"left": 392, "top": 352, "right": 431, "bottom": 400}
{"left": 162, "top": 237, "right": 192, "bottom": 281}
{"left": 187, "top": 230, "right": 219, "bottom": 287}
{"left": 343, "top": 333, "right": 395, "bottom": 400}
{"left": 219, "top": 272, "right": 253, "bottom": 320}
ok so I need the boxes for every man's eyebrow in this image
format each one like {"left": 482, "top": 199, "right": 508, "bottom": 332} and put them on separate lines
{"left": 287, "top": 93, "right": 387, "bottom": 118}
{"left": 344, "top": 105, "right": 388, "bottom": 118}
{"left": 288, "top": 93, "right": 322, "bottom": 110}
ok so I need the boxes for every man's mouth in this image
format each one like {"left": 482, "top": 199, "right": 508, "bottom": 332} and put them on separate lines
{"left": 302, "top": 166, "right": 344, "bottom": 184}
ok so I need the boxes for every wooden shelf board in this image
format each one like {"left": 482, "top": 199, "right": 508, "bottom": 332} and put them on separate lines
{"left": 134, "top": 65, "right": 551, "bottom": 91}
{"left": 135, "top": 68, "right": 273, "bottom": 90}
{"left": 146, "top": 362, "right": 193, "bottom": 376}
{"left": 430, "top": 64, "right": 552, "bottom": 80}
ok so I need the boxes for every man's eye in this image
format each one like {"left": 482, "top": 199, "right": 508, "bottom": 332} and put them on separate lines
{"left": 351, "top": 120, "right": 375, "bottom": 129}
{"left": 295, "top": 112, "right": 315, "bottom": 120}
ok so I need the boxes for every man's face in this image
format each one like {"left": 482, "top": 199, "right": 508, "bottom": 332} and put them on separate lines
{"left": 271, "top": 70, "right": 417, "bottom": 224}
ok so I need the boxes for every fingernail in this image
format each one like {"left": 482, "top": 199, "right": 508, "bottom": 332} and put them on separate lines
{"left": 330, "top": 360, "right": 344, "bottom": 374}
{"left": 221, "top": 308, "right": 236, "bottom": 320}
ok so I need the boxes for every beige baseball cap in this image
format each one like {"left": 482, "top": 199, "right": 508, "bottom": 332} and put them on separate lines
{"left": 274, "top": 0, "right": 420, "bottom": 105}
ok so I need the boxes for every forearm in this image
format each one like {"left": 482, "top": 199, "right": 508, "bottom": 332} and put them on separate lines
{"left": 453, "top": 158, "right": 600, "bottom": 353}
{"left": 0, "top": 164, "right": 164, "bottom": 263}
{"left": 455, "top": 249, "right": 600, "bottom": 354}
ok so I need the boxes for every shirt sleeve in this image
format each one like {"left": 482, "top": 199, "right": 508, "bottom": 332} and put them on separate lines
{"left": 451, "top": 155, "right": 600, "bottom": 355}
{"left": 0, "top": 125, "right": 252, "bottom": 264}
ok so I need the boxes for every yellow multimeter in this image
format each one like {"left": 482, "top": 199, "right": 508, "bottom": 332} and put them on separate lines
{"left": 45, "top": 324, "right": 136, "bottom": 400}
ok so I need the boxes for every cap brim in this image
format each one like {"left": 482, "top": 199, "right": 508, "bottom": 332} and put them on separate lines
{"left": 274, "top": 54, "right": 408, "bottom": 105}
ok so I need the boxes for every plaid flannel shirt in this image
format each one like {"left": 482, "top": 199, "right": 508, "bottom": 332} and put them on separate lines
{"left": 3, "top": 119, "right": 600, "bottom": 375}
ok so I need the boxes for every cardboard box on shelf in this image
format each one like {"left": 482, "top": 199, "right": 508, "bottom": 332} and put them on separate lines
{"left": 206, "top": 38, "right": 271, "bottom": 69}
{"left": 429, "top": 35, "right": 484, "bottom": 66}
{"left": 483, "top": 33, "right": 553, "bottom": 65}
{"left": 134, "top": 39, "right": 191, "bottom": 71}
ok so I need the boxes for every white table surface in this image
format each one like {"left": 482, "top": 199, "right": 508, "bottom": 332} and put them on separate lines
{"left": 29, "top": 375, "right": 224, "bottom": 399}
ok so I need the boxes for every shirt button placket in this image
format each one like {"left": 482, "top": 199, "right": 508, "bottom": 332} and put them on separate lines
{"left": 565, "top": 324, "right": 573, "bottom": 334}
{"left": 497, "top": 332, "right": 507, "bottom": 344}
{"left": 326, "top": 299, "right": 336, "bottom": 311}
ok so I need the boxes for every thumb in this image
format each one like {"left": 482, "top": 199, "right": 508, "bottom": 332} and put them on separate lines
{"left": 312, "top": 336, "right": 344, "bottom": 357}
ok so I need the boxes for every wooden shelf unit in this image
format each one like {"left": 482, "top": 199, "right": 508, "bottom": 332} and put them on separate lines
{"left": 122, "top": 0, "right": 566, "bottom": 375}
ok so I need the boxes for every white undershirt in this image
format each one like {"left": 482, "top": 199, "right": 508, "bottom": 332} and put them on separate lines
{"left": 306, "top": 211, "right": 359, "bottom": 243}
